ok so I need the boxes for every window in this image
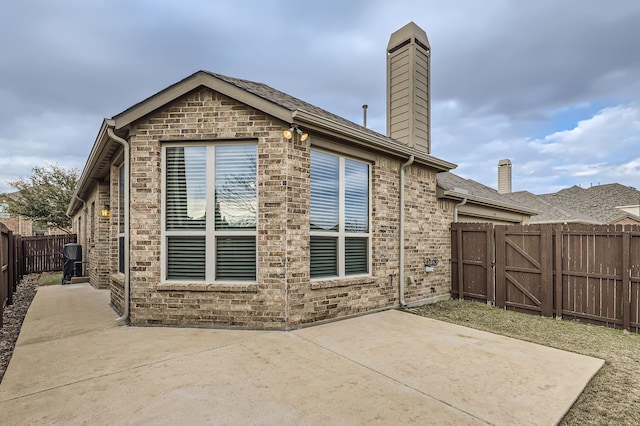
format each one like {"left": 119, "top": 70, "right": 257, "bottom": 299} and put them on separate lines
{"left": 118, "top": 164, "right": 125, "bottom": 274}
{"left": 310, "top": 149, "right": 370, "bottom": 278}
{"left": 163, "top": 143, "right": 257, "bottom": 282}
{"left": 0, "top": 202, "right": 9, "bottom": 219}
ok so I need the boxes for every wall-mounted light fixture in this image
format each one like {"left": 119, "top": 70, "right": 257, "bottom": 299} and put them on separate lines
{"left": 100, "top": 204, "right": 111, "bottom": 218}
{"left": 283, "top": 125, "right": 309, "bottom": 142}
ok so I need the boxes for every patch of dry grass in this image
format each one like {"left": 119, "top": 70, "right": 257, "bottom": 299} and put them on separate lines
{"left": 412, "top": 300, "right": 640, "bottom": 425}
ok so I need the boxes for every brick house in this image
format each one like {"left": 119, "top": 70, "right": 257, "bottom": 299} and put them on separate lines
{"left": 68, "top": 22, "right": 494, "bottom": 328}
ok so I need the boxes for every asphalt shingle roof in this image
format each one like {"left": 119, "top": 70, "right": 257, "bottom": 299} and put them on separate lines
{"left": 437, "top": 172, "right": 536, "bottom": 213}
{"left": 504, "top": 184, "right": 640, "bottom": 224}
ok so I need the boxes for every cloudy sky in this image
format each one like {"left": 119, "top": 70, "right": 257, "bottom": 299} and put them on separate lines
{"left": 1, "top": 0, "right": 639, "bottom": 195}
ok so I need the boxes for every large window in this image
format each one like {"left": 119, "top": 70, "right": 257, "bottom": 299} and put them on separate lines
{"left": 163, "top": 143, "right": 257, "bottom": 282}
{"left": 118, "top": 164, "right": 125, "bottom": 274}
{"left": 310, "top": 149, "right": 370, "bottom": 278}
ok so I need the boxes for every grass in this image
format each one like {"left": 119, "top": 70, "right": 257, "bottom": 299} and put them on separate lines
{"left": 411, "top": 299, "right": 640, "bottom": 425}
{"left": 38, "top": 272, "right": 63, "bottom": 286}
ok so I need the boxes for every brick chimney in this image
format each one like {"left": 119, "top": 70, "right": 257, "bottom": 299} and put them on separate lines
{"left": 498, "top": 159, "right": 512, "bottom": 194}
{"left": 387, "top": 22, "right": 431, "bottom": 153}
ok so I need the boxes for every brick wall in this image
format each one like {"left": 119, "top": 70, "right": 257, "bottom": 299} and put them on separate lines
{"left": 94, "top": 87, "right": 453, "bottom": 329}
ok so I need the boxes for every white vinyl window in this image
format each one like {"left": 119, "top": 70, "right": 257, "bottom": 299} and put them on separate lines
{"left": 163, "top": 143, "right": 257, "bottom": 282}
{"left": 118, "top": 164, "right": 125, "bottom": 274}
{"left": 310, "top": 149, "right": 370, "bottom": 278}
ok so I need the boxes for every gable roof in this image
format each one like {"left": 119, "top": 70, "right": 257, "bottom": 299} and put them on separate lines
{"left": 69, "top": 70, "right": 457, "bottom": 216}
{"left": 437, "top": 172, "right": 538, "bottom": 215}
{"left": 504, "top": 191, "right": 599, "bottom": 224}
{"left": 503, "top": 184, "right": 640, "bottom": 224}
{"left": 114, "top": 70, "right": 455, "bottom": 172}
{"left": 539, "top": 184, "right": 640, "bottom": 224}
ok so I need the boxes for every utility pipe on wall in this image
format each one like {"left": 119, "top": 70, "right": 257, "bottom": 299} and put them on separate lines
{"left": 453, "top": 198, "right": 468, "bottom": 222}
{"left": 399, "top": 155, "right": 414, "bottom": 307}
{"left": 74, "top": 194, "right": 88, "bottom": 274}
{"left": 107, "top": 125, "right": 130, "bottom": 324}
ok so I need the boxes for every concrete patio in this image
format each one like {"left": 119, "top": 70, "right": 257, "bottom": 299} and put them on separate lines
{"left": 0, "top": 284, "right": 603, "bottom": 425}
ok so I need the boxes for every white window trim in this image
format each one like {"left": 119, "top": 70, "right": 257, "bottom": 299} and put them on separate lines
{"left": 160, "top": 141, "right": 258, "bottom": 284}
{"left": 310, "top": 149, "right": 372, "bottom": 280}
{"left": 117, "top": 164, "right": 125, "bottom": 274}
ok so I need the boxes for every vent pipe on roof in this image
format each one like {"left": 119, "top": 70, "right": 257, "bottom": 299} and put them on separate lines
{"left": 362, "top": 104, "right": 368, "bottom": 128}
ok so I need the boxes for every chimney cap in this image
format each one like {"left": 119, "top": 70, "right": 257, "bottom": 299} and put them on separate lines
{"left": 387, "top": 21, "right": 430, "bottom": 52}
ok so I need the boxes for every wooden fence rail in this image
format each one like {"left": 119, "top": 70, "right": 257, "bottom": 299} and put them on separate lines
{"left": 1, "top": 223, "right": 19, "bottom": 328}
{"left": 452, "top": 223, "right": 640, "bottom": 333}
{"left": 21, "top": 234, "right": 77, "bottom": 274}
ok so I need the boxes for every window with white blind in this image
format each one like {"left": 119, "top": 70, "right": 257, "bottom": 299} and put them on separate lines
{"left": 310, "top": 149, "right": 370, "bottom": 278}
{"left": 118, "top": 164, "right": 126, "bottom": 274}
{"left": 163, "top": 143, "right": 257, "bottom": 282}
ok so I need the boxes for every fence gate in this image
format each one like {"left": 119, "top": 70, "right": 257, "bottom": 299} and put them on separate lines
{"left": 452, "top": 223, "right": 640, "bottom": 333}
{"left": 495, "top": 225, "right": 554, "bottom": 317}
{"left": 451, "top": 223, "right": 495, "bottom": 304}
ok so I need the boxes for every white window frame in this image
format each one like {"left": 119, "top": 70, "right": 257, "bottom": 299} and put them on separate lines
{"left": 117, "top": 164, "right": 125, "bottom": 274}
{"left": 310, "top": 148, "right": 372, "bottom": 279}
{"left": 161, "top": 141, "right": 258, "bottom": 283}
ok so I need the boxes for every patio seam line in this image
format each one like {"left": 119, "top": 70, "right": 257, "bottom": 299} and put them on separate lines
{"left": 0, "top": 331, "right": 280, "bottom": 404}
{"left": 292, "top": 333, "right": 492, "bottom": 425}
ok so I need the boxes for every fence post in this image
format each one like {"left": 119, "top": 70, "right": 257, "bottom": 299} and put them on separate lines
{"left": 486, "top": 225, "right": 495, "bottom": 305}
{"left": 554, "top": 225, "right": 563, "bottom": 319}
{"left": 540, "top": 225, "right": 554, "bottom": 317}
{"left": 622, "top": 231, "right": 631, "bottom": 331}
{"left": 495, "top": 225, "right": 506, "bottom": 309}
{"left": 457, "top": 225, "right": 464, "bottom": 299}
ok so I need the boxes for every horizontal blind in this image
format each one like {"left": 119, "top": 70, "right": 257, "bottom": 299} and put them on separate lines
{"left": 345, "top": 160, "right": 369, "bottom": 233}
{"left": 215, "top": 145, "right": 257, "bottom": 230}
{"left": 166, "top": 147, "right": 207, "bottom": 230}
{"left": 167, "top": 236, "right": 206, "bottom": 280}
{"left": 310, "top": 150, "right": 339, "bottom": 231}
{"left": 345, "top": 237, "right": 368, "bottom": 275}
{"left": 310, "top": 236, "right": 337, "bottom": 278}
{"left": 216, "top": 236, "right": 256, "bottom": 280}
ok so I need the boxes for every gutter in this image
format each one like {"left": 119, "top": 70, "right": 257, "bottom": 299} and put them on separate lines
{"left": 399, "top": 155, "right": 414, "bottom": 307}
{"left": 292, "top": 109, "right": 456, "bottom": 173}
{"left": 106, "top": 123, "right": 130, "bottom": 324}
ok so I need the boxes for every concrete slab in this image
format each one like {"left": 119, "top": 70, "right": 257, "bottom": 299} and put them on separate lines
{"left": 295, "top": 310, "right": 604, "bottom": 425}
{"left": 0, "top": 284, "right": 603, "bottom": 425}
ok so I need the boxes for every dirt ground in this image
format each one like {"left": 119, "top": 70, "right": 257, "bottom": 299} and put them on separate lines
{"left": 412, "top": 299, "right": 640, "bottom": 425}
{"left": 0, "top": 275, "right": 38, "bottom": 384}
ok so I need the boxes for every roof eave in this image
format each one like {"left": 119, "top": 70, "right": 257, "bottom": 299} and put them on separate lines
{"left": 292, "top": 110, "right": 456, "bottom": 172}
{"left": 439, "top": 189, "right": 540, "bottom": 215}
{"left": 67, "top": 120, "right": 111, "bottom": 216}
{"left": 113, "top": 71, "right": 293, "bottom": 131}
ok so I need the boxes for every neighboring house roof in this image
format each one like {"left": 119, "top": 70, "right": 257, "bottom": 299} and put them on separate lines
{"left": 505, "top": 184, "right": 640, "bottom": 224}
{"left": 69, "top": 70, "right": 456, "bottom": 216}
{"left": 504, "top": 191, "right": 599, "bottom": 224}
{"left": 437, "top": 172, "right": 539, "bottom": 216}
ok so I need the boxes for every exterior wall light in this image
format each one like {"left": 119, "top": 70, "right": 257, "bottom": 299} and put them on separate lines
{"left": 101, "top": 204, "right": 111, "bottom": 218}
{"left": 283, "top": 125, "right": 309, "bottom": 141}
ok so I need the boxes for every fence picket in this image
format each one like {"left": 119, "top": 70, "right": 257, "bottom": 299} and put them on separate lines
{"left": 453, "top": 223, "right": 639, "bottom": 333}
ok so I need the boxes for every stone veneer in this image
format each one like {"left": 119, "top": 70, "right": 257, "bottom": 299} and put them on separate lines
{"left": 89, "top": 88, "right": 453, "bottom": 329}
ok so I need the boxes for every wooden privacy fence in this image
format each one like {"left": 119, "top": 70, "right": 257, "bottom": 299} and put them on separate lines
{"left": 21, "top": 234, "right": 77, "bottom": 274}
{"left": 1, "top": 223, "right": 20, "bottom": 328}
{"left": 451, "top": 223, "right": 640, "bottom": 333}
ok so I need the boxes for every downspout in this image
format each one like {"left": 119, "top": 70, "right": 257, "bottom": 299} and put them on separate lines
{"left": 107, "top": 126, "right": 130, "bottom": 324}
{"left": 453, "top": 198, "right": 468, "bottom": 222}
{"left": 399, "top": 155, "right": 414, "bottom": 307}
{"left": 74, "top": 194, "right": 88, "bottom": 272}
